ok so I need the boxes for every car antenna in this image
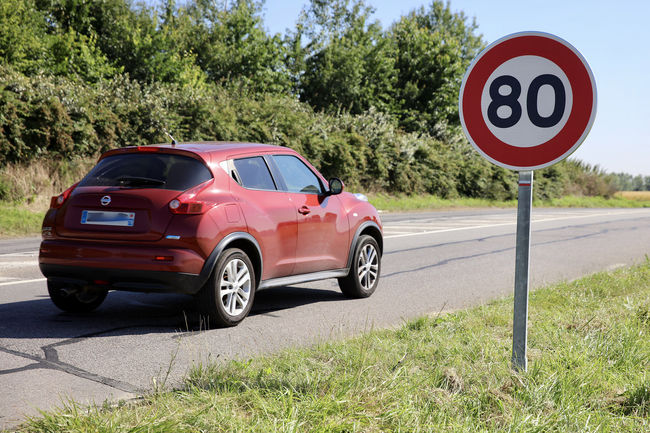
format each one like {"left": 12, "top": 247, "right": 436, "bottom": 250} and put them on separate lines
{"left": 163, "top": 128, "right": 177, "bottom": 147}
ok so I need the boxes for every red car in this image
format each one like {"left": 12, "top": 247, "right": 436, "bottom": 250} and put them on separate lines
{"left": 39, "top": 142, "right": 383, "bottom": 326}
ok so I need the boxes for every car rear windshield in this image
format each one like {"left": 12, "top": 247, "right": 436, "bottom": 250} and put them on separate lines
{"left": 78, "top": 153, "right": 213, "bottom": 191}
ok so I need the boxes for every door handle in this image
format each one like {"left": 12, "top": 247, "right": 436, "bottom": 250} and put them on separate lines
{"left": 298, "top": 206, "right": 311, "bottom": 215}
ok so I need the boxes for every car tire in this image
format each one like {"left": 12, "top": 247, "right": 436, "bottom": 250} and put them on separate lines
{"left": 47, "top": 280, "right": 108, "bottom": 313}
{"left": 199, "top": 248, "right": 256, "bottom": 327}
{"left": 338, "top": 235, "right": 381, "bottom": 298}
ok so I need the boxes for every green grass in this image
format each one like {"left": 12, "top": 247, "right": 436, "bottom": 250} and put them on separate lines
{"left": 0, "top": 204, "right": 45, "bottom": 238}
{"left": 366, "top": 193, "right": 517, "bottom": 212}
{"left": 21, "top": 261, "right": 650, "bottom": 432}
{"left": 367, "top": 193, "right": 650, "bottom": 212}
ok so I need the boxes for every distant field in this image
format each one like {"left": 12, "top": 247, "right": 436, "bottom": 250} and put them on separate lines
{"left": 616, "top": 191, "right": 650, "bottom": 201}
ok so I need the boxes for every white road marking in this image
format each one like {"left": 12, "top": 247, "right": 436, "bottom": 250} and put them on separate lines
{"left": 0, "top": 252, "right": 38, "bottom": 257}
{"left": 0, "top": 260, "right": 39, "bottom": 268}
{"left": 384, "top": 210, "right": 650, "bottom": 240}
{"left": 384, "top": 222, "right": 516, "bottom": 239}
{"left": 383, "top": 225, "right": 449, "bottom": 230}
{"left": 0, "top": 277, "right": 46, "bottom": 287}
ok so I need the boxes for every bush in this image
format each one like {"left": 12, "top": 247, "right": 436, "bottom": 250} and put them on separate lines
{"left": 0, "top": 65, "right": 611, "bottom": 202}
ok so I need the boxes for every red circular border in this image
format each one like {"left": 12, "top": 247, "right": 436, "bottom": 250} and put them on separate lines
{"left": 461, "top": 35, "right": 595, "bottom": 169}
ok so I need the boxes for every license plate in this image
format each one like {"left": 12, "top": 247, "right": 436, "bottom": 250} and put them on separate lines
{"left": 81, "top": 210, "right": 135, "bottom": 227}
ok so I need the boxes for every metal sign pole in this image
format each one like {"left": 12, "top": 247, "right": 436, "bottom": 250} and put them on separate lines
{"left": 512, "top": 170, "right": 533, "bottom": 371}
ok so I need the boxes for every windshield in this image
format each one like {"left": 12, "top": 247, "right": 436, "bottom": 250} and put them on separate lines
{"left": 78, "top": 153, "right": 213, "bottom": 191}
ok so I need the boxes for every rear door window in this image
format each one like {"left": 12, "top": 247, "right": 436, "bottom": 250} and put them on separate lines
{"left": 233, "top": 157, "right": 277, "bottom": 191}
{"left": 272, "top": 155, "right": 324, "bottom": 194}
{"left": 78, "top": 153, "right": 212, "bottom": 191}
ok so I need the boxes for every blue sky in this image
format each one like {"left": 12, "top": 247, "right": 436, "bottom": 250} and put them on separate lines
{"left": 261, "top": 0, "right": 649, "bottom": 176}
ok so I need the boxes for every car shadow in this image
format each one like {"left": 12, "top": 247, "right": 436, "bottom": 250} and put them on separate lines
{"left": 0, "top": 285, "right": 345, "bottom": 341}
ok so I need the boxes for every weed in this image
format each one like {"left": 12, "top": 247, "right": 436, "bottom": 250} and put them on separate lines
{"left": 622, "top": 383, "right": 650, "bottom": 417}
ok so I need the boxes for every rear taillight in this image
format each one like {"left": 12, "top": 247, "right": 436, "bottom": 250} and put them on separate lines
{"left": 50, "top": 183, "right": 79, "bottom": 209}
{"left": 169, "top": 199, "right": 209, "bottom": 214}
{"left": 168, "top": 179, "right": 216, "bottom": 215}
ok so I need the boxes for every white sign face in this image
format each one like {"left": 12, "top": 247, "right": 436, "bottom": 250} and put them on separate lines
{"left": 481, "top": 56, "right": 573, "bottom": 148}
{"left": 459, "top": 32, "right": 597, "bottom": 171}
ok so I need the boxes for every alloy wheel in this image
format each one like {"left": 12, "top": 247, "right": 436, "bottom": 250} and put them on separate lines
{"left": 219, "top": 258, "right": 252, "bottom": 316}
{"left": 357, "top": 243, "right": 379, "bottom": 290}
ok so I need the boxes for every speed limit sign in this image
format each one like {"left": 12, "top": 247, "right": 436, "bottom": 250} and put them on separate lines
{"left": 459, "top": 32, "right": 596, "bottom": 371}
{"left": 459, "top": 32, "right": 597, "bottom": 171}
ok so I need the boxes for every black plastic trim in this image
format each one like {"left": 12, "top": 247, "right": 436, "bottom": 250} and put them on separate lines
{"left": 39, "top": 263, "right": 201, "bottom": 294}
{"left": 259, "top": 268, "right": 349, "bottom": 290}
{"left": 346, "top": 221, "right": 383, "bottom": 269}
{"left": 262, "top": 155, "right": 288, "bottom": 191}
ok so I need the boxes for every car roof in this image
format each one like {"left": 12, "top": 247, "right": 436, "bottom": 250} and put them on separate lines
{"left": 101, "top": 141, "right": 295, "bottom": 163}
{"left": 152, "top": 141, "right": 285, "bottom": 156}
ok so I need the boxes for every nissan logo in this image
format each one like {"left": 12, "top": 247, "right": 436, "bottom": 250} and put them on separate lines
{"left": 101, "top": 195, "right": 111, "bottom": 206}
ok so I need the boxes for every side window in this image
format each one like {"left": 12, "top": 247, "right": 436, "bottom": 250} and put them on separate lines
{"left": 233, "top": 156, "right": 277, "bottom": 191}
{"left": 272, "top": 155, "right": 324, "bottom": 194}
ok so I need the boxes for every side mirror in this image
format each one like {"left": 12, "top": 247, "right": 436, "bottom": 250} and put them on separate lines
{"left": 328, "top": 178, "right": 344, "bottom": 195}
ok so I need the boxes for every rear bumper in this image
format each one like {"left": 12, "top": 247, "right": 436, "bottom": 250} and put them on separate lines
{"left": 39, "top": 239, "right": 207, "bottom": 294}
{"left": 39, "top": 263, "right": 202, "bottom": 294}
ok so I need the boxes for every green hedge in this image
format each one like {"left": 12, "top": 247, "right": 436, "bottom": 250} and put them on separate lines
{"left": 0, "top": 67, "right": 609, "bottom": 200}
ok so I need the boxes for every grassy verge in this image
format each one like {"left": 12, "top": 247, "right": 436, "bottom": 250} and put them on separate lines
{"left": 0, "top": 204, "right": 45, "bottom": 238}
{"left": 366, "top": 193, "right": 517, "bottom": 212}
{"left": 23, "top": 261, "right": 650, "bottom": 432}
{"left": 367, "top": 192, "right": 650, "bottom": 212}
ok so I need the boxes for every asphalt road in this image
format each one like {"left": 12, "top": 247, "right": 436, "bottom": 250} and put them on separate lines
{"left": 1, "top": 208, "right": 649, "bottom": 429}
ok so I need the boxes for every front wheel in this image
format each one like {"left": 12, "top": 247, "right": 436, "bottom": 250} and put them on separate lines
{"left": 198, "top": 248, "right": 256, "bottom": 327}
{"left": 47, "top": 280, "right": 108, "bottom": 313}
{"left": 338, "top": 235, "right": 381, "bottom": 298}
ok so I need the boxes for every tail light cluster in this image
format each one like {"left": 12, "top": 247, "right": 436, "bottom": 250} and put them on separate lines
{"left": 168, "top": 179, "right": 216, "bottom": 215}
{"left": 50, "top": 183, "right": 79, "bottom": 209}
{"left": 49, "top": 179, "right": 216, "bottom": 215}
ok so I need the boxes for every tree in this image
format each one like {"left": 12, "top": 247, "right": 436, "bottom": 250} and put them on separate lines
{"left": 0, "top": 0, "right": 117, "bottom": 81}
{"left": 32, "top": 0, "right": 125, "bottom": 81}
{"left": 388, "top": 1, "right": 484, "bottom": 137}
{"left": 120, "top": 0, "right": 206, "bottom": 86}
{"left": 291, "top": 0, "right": 396, "bottom": 114}
{"left": 181, "top": 0, "right": 291, "bottom": 93}
{"left": 0, "top": 0, "right": 49, "bottom": 74}
{"left": 35, "top": 0, "right": 136, "bottom": 68}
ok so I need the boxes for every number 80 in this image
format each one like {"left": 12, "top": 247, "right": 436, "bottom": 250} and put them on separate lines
{"left": 487, "top": 74, "right": 566, "bottom": 129}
